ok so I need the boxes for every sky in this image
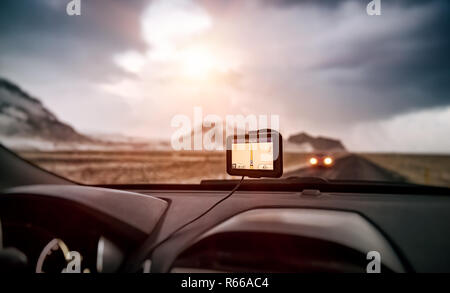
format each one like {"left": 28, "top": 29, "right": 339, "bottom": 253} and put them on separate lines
{"left": 0, "top": 0, "right": 449, "bottom": 152}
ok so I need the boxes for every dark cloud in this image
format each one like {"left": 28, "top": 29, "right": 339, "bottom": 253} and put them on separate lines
{"left": 0, "top": 0, "right": 147, "bottom": 46}
{"left": 262, "top": 0, "right": 443, "bottom": 9}
{"left": 0, "top": 0, "right": 448, "bottom": 147}
{"left": 308, "top": 0, "right": 450, "bottom": 121}
{"left": 0, "top": 0, "right": 149, "bottom": 82}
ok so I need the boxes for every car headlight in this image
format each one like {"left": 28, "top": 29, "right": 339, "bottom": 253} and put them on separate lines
{"left": 309, "top": 157, "right": 318, "bottom": 165}
{"left": 324, "top": 157, "right": 333, "bottom": 165}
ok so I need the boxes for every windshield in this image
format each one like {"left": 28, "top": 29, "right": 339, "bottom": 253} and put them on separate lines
{"left": 0, "top": 0, "right": 449, "bottom": 187}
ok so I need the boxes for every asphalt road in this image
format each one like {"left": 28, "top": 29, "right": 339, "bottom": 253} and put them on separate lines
{"left": 284, "top": 154, "right": 406, "bottom": 182}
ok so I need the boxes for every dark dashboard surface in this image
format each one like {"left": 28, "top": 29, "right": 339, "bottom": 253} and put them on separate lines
{"left": 128, "top": 188, "right": 450, "bottom": 273}
{"left": 1, "top": 143, "right": 450, "bottom": 273}
{"left": 1, "top": 184, "right": 450, "bottom": 272}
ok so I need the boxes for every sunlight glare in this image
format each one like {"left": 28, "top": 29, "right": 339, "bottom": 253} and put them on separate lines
{"left": 180, "top": 46, "right": 217, "bottom": 79}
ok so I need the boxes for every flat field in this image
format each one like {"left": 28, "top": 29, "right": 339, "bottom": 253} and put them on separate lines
{"left": 17, "top": 151, "right": 310, "bottom": 184}
{"left": 16, "top": 151, "right": 450, "bottom": 187}
{"left": 362, "top": 153, "right": 450, "bottom": 187}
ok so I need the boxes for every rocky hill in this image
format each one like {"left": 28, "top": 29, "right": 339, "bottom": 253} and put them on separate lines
{"left": 0, "top": 78, "right": 172, "bottom": 151}
{"left": 287, "top": 132, "right": 346, "bottom": 152}
{"left": 0, "top": 78, "right": 92, "bottom": 143}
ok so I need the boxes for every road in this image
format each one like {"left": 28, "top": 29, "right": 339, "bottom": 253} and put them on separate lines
{"left": 284, "top": 154, "right": 406, "bottom": 182}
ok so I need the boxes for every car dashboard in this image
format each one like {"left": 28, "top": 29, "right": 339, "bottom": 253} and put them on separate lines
{"left": 1, "top": 183, "right": 450, "bottom": 273}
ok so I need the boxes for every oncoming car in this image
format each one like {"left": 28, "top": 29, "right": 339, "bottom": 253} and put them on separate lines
{"left": 308, "top": 153, "right": 334, "bottom": 167}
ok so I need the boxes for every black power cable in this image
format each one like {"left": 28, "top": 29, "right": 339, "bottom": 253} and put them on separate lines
{"left": 124, "top": 176, "right": 246, "bottom": 272}
{"left": 153, "top": 176, "right": 245, "bottom": 250}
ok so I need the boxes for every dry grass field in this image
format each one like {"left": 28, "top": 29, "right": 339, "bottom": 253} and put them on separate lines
{"left": 362, "top": 153, "right": 450, "bottom": 188}
{"left": 16, "top": 151, "right": 450, "bottom": 187}
{"left": 17, "top": 151, "right": 311, "bottom": 184}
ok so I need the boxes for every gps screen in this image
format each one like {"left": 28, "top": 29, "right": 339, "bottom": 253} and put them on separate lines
{"left": 231, "top": 142, "right": 274, "bottom": 170}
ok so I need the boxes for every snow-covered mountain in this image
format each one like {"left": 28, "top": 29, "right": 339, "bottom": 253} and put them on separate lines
{"left": 0, "top": 78, "right": 175, "bottom": 151}
{"left": 0, "top": 78, "right": 92, "bottom": 145}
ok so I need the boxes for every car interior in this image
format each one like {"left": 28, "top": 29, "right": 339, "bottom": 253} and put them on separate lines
{"left": 1, "top": 0, "right": 449, "bottom": 276}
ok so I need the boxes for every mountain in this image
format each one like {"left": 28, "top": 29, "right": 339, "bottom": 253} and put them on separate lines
{"left": 175, "top": 122, "right": 246, "bottom": 150}
{"left": 287, "top": 132, "right": 346, "bottom": 152}
{"left": 0, "top": 78, "right": 92, "bottom": 143}
{"left": 0, "top": 78, "right": 173, "bottom": 151}
{"left": 0, "top": 78, "right": 347, "bottom": 152}
{"left": 177, "top": 125, "right": 347, "bottom": 153}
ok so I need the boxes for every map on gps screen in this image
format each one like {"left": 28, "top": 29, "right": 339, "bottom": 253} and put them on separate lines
{"left": 231, "top": 142, "right": 274, "bottom": 170}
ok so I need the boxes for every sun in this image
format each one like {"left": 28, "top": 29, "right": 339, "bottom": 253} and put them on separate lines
{"left": 180, "top": 46, "right": 217, "bottom": 79}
